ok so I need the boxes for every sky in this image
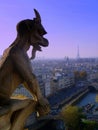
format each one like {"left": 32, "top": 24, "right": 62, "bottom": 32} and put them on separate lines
{"left": 0, "top": 0, "right": 98, "bottom": 58}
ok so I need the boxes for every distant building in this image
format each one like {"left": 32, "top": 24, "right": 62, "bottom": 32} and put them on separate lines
{"left": 51, "top": 71, "right": 75, "bottom": 94}
{"left": 45, "top": 78, "right": 51, "bottom": 96}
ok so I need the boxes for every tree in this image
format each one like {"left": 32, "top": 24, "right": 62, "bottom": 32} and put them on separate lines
{"left": 61, "top": 105, "right": 84, "bottom": 130}
{"left": 74, "top": 71, "right": 80, "bottom": 81}
{"left": 82, "top": 119, "right": 98, "bottom": 130}
{"left": 80, "top": 71, "right": 87, "bottom": 80}
{"left": 74, "top": 71, "right": 87, "bottom": 81}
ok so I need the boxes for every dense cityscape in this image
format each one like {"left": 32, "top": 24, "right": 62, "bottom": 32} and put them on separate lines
{"left": 13, "top": 56, "right": 98, "bottom": 130}
{"left": 14, "top": 57, "right": 98, "bottom": 97}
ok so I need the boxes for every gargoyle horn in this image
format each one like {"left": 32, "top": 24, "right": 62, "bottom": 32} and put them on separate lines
{"left": 34, "top": 9, "right": 41, "bottom": 22}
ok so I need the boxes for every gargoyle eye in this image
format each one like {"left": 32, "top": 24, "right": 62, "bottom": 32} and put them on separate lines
{"left": 36, "top": 24, "right": 47, "bottom": 36}
{"left": 37, "top": 28, "right": 47, "bottom": 36}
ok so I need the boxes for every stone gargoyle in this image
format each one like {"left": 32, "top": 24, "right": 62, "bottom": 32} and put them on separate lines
{"left": 0, "top": 9, "right": 50, "bottom": 130}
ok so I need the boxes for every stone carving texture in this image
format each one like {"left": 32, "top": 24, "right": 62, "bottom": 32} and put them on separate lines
{"left": 0, "top": 9, "right": 50, "bottom": 130}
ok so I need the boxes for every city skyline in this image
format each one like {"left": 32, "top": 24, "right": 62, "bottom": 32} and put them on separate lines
{"left": 0, "top": 0, "right": 98, "bottom": 58}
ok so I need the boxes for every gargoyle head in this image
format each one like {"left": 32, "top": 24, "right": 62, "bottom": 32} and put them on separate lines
{"left": 16, "top": 9, "right": 49, "bottom": 56}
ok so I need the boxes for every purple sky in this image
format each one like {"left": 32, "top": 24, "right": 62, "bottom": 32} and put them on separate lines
{"left": 0, "top": 0, "right": 98, "bottom": 58}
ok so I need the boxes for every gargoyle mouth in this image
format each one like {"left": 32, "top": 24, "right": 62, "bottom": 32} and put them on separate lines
{"left": 32, "top": 36, "right": 49, "bottom": 51}
{"left": 33, "top": 38, "right": 49, "bottom": 51}
{"left": 39, "top": 37, "right": 49, "bottom": 47}
{"left": 31, "top": 37, "right": 49, "bottom": 59}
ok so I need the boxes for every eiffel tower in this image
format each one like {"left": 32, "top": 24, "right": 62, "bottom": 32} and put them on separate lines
{"left": 77, "top": 45, "right": 80, "bottom": 59}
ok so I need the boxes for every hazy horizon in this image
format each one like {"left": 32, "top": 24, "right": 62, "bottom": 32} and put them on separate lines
{"left": 0, "top": 0, "right": 98, "bottom": 58}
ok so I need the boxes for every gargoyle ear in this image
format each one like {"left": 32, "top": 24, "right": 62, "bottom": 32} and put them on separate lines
{"left": 34, "top": 9, "right": 41, "bottom": 23}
